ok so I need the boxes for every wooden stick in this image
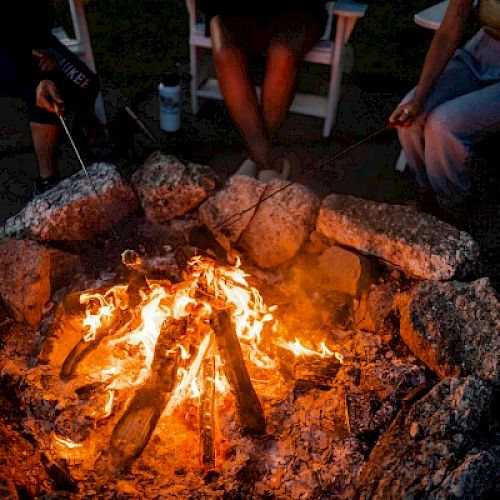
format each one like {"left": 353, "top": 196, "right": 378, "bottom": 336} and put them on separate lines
{"left": 211, "top": 310, "right": 265, "bottom": 435}
{"left": 199, "top": 355, "right": 216, "bottom": 469}
{"left": 109, "top": 318, "right": 185, "bottom": 473}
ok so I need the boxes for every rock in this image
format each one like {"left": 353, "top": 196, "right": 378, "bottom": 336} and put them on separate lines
{"left": 199, "top": 175, "right": 266, "bottom": 251}
{"left": 316, "top": 193, "right": 479, "bottom": 280}
{"left": 357, "top": 376, "right": 497, "bottom": 499}
{"left": 0, "top": 240, "right": 51, "bottom": 327}
{"left": 316, "top": 245, "right": 371, "bottom": 297}
{"left": 131, "top": 151, "right": 218, "bottom": 223}
{"left": 354, "top": 283, "right": 401, "bottom": 335}
{"left": 0, "top": 163, "right": 137, "bottom": 241}
{"left": 48, "top": 249, "right": 83, "bottom": 292}
{"left": 398, "top": 278, "right": 500, "bottom": 385}
{"left": 240, "top": 180, "right": 320, "bottom": 268}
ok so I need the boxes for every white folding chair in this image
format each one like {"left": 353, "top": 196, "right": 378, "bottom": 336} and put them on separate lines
{"left": 186, "top": 0, "right": 368, "bottom": 137}
{"left": 52, "top": 0, "right": 107, "bottom": 124}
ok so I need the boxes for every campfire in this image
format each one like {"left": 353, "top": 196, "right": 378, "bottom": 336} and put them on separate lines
{"left": 37, "top": 249, "right": 344, "bottom": 477}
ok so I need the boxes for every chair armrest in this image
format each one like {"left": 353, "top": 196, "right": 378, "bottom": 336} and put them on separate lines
{"left": 328, "top": 0, "right": 368, "bottom": 18}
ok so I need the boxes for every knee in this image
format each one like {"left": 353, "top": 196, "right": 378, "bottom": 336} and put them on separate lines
{"left": 266, "top": 40, "right": 301, "bottom": 70}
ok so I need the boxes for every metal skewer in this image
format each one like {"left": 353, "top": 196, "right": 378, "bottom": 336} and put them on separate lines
{"left": 56, "top": 107, "right": 119, "bottom": 240}
{"left": 214, "top": 124, "right": 391, "bottom": 231}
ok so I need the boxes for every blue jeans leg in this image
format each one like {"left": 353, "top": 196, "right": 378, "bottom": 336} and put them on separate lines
{"left": 397, "top": 33, "right": 500, "bottom": 204}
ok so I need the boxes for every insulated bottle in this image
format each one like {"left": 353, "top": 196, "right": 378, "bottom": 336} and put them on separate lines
{"left": 159, "top": 72, "right": 181, "bottom": 132}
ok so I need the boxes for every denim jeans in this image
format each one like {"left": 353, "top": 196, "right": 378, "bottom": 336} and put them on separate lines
{"left": 398, "top": 28, "right": 500, "bottom": 206}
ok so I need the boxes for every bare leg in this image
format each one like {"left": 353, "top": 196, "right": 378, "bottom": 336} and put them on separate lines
{"left": 30, "top": 121, "right": 59, "bottom": 178}
{"left": 210, "top": 16, "right": 270, "bottom": 169}
{"left": 261, "top": 12, "right": 323, "bottom": 169}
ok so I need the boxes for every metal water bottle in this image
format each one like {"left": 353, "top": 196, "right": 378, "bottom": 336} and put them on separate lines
{"left": 159, "top": 72, "right": 181, "bottom": 132}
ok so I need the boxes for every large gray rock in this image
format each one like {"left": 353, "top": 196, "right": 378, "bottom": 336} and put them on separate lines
{"left": 0, "top": 239, "right": 50, "bottom": 327}
{"left": 316, "top": 194, "right": 479, "bottom": 280}
{"left": 398, "top": 278, "right": 500, "bottom": 385}
{"left": 199, "top": 175, "right": 266, "bottom": 251}
{"left": 240, "top": 180, "right": 320, "bottom": 268}
{"left": 0, "top": 163, "right": 137, "bottom": 241}
{"left": 131, "top": 152, "right": 218, "bottom": 223}
{"left": 357, "top": 376, "right": 499, "bottom": 499}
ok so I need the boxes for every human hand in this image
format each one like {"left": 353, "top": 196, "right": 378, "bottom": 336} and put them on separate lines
{"left": 32, "top": 49, "right": 58, "bottom": 71}
{"left": 36, "top": 80, "right": 65, "bottom": 115}
{"left": 389, "top": 100, "right": 422, "bottom": 127}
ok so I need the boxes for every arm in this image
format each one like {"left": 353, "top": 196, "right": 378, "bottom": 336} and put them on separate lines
{"left": 390, "top": 0, "right": 474, "bottom": 126}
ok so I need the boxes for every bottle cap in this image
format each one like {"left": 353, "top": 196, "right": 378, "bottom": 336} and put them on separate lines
{"left": 161, "top": 72, "right": 180, "bottom": 87}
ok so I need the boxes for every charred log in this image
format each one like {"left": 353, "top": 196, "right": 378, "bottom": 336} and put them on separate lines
{"left": 211, "top": 309, "right": 265, "bottom": 435}
{"left": 199, "top": 355, "right": 216, "bottom": 469}
{"left": 60, "top": 277, "right": 149, "bottom": 381}
{"left": 60, "top": 310, "right": 132, "bottom": 381}
{"left": 108, "top": 318, "right": 186, "bottom": 473}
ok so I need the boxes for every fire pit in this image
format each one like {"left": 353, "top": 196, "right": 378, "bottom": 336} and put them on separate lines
{"left": 0, "top": 154, "right": 499, "bottom": 498}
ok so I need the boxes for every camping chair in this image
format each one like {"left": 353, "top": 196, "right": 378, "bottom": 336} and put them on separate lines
{"left": 186, "top": 0, "right": 368, "bottom": 137}
{"left": 51, "top": 0, "right": 107, "bottom": 124}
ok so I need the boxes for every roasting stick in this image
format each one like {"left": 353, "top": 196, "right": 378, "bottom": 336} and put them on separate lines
{"left": 214, "top": 124, "right": 391, "bottom": 232}
{"left": 55, "top": 105, "right": 119, "bottom": 240}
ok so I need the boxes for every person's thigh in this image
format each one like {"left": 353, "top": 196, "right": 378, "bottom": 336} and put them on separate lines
{"left": 266, "top": 10, "right": 324, "bottom": 56}
{"left": 211, "top": 15, "right": 270, "bottom": 57}
{"left": 429, "top": 80, "right": 500, "bottom": 141}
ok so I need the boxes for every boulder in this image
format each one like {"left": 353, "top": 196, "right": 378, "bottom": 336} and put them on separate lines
{"left": 0, "top": 240, "right": 51, "bottom": 327}
{"left": 0, "top": 163, "right": 137, "bottom": 241}
{"left": 240, "top": 180, "right": 320, "bottom": 268}
{"left": 199, "top": 175, "right": 266, "bottom": 251}
{"left": 131, "top": 152, "right": 218, "bottom": 223}
{"left": 316, "top": 245, "right": 371, "bottom": 297}
{"left": 316, "top": 194, "right": 479, "bottom": 280}
{"left": 398, "top": 278, "right": 500, "bottom": 385}
{"left": 357, "top": 376, "right": 499, "bottom": 499}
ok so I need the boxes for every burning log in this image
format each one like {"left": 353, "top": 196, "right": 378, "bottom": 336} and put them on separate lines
{"left": 60, "top": 278, "right": 149, "bottom": 381}
{"left": 211, "top": 309, "right": 265, "bottom": 435}
{"left": 60, "top": 310, "right": 131, "bottom": 381}
{"left": 108, "top": 318, "right": 186, "bottom": 473}
{"left": 199, "top": 355, "right": 216, "bottom": 469}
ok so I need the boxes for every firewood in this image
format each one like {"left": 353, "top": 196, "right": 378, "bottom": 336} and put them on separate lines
{"left": 109, "top": 318, "right": 185, "bottom": 473}
{"left": 60, "top": 277, "right": 149, "bottom": 381}
{"left": 60, "top": 309, "right": 133, "bottom": 381}
{"left": 199, "top": 355, "right": 216, "bottom": 469}
{"left": 211, "top": 309, "right": 265, "bottom": 435}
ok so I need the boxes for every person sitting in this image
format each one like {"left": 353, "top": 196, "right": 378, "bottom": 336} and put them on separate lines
{"left": 0, "top": 0, "right": 102, "bottom": 194}
{"left": 197, "top": 0, "right": 328, "bottom": 181}
{"left": 389, "top": 0, "right": 500, "bottom": 224}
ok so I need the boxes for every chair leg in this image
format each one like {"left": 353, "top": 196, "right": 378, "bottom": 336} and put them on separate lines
{"left": 190, "top": 44, "right": 200, "bottom": 115}
{"left": 323, "top": 17, "right": 347, "bottom": 138}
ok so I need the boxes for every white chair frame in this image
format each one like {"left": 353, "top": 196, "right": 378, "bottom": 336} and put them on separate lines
{"left": 52, "top": 0, "right": 107, "bottom": 124}
{"left": 186, "top": 0, "right": 368, "bottom": 137}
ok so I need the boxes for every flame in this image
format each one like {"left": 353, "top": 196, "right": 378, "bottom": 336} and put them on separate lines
{"left": 74, "top": 255, "right": 346, "bottom": 425}
{"left": 80, "top": 285, "right": 128, "bottom": 341}
{"left": 280, "top": 338, "right": 342, "bottom": 361}
{"left": 54, "top": 433, "right": 83, "bottom": 449}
